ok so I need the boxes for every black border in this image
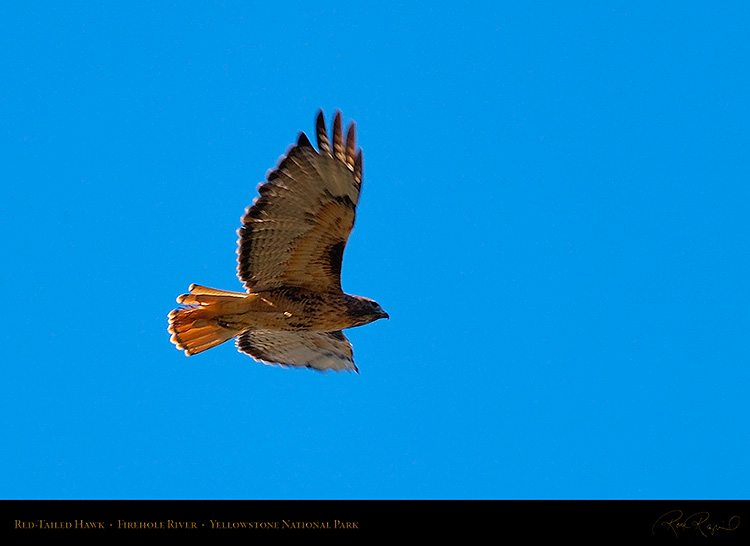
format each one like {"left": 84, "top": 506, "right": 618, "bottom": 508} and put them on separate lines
{"left": 2, "top": 500, "right": 748, "bottom": 540}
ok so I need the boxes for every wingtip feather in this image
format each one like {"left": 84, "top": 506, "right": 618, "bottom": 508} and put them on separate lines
{"left": 297, "top": 131, "right": 313, "bottom": 149}
{"left": 332, "top": 111, "right": 345, "bottom": 162}
{"left": 354, "top": 149, "right": 363, "bottom": 183}
{"left": 316, "top": 110, "right": 330, "bottom": 155}
{"left": 345, "top": 121, "right": 356, "bottom": 169}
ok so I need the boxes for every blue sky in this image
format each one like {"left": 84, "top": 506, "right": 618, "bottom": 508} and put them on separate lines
{"left": 2, "top": 2, "right": 748, "bottom": 500}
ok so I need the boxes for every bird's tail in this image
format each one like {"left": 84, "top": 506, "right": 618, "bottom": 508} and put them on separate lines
{"left": 167, "top": 284, "right": 248, "bottom": 356}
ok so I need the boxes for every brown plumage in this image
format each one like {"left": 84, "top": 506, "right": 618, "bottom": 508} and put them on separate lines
{"left": 168, "top": 110, "right": 387, "bottom": 372}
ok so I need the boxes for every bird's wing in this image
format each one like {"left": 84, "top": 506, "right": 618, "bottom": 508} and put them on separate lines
{"left": 237, "top": 110, "right": 363, "bottom": 293}
{"left": 236, "top": 329, "right": 357, "bottom": 372}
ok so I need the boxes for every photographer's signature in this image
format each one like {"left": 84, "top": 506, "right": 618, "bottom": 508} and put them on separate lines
{"left": 652, "top": 510, "right": 740, "bottom": 538}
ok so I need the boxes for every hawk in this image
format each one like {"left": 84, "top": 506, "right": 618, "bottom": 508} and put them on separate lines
{"left": 168, "top": 110, "right": 388, "bottom": 372}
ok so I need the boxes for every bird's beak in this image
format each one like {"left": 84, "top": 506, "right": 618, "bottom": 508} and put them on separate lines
{"left": 380, "top": 310, "right": 390, "bottom": 320}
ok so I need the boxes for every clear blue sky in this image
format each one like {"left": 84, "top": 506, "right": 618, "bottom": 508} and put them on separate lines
{"left": 2, "top": 2, "right": 748, "bottom": 500}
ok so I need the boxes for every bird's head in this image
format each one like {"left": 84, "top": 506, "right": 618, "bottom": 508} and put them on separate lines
{"left": 346, "top": 295, "right": 389, "bottom": 326}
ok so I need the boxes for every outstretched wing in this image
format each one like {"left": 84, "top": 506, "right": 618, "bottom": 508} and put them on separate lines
{"left": 236, "top": 330, "right": 357, "bottom": 372}
{"left": 237, "top": 110, "right": 363, "bottom": 293}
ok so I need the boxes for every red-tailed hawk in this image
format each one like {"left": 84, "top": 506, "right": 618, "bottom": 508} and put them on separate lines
{"left": 168, "top": 110, "right": 387, "bottom": 372}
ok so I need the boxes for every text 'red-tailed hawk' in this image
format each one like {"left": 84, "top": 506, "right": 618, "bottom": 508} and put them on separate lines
{"left": 168, "top": 110, "right": 388, "bottom": 372}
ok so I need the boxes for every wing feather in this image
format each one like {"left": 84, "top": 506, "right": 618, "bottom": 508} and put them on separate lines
{"left": 345, "top": 122, "right": 356, "bottom": 170}
{"left": 316, "top": 110, "right": 331, "bottom": 156}
{"left": 237, "top": 110, "right": 363, "bottom": 292}
{"left": 236, "top": 330, "right": 357, "bottom": 372}
{"left": 332, "top": 111, "right": 345, "bottom": 163}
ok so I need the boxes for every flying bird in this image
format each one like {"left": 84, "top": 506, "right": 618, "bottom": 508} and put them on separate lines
{"left": 168, "top": 110, "right": 388, "bottom": 372}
